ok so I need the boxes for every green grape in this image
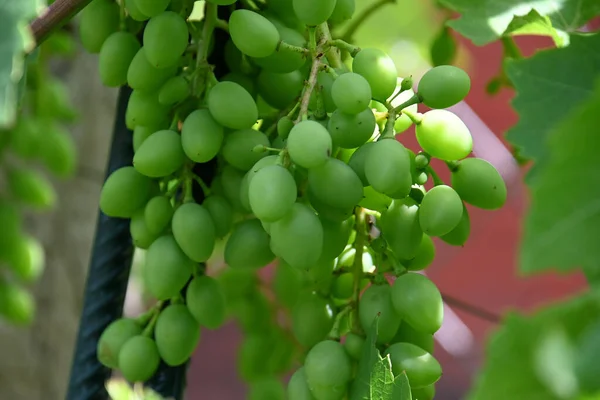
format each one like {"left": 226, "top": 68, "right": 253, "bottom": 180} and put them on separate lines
{"left": 292, "top": 292, "right": 335, "bottom": 348}
{"left": 249, "top": 378, "right": 286, "bottom": 400}
{"left": 158, "top": 75, "right": 190, "bottom": 105}
{"left": 202, "top": 195, "right": 233, "bottom": 238}
{"left": 249, "top": 165, "right": 297, "bottom": 222}
{"left": 344, "top": 333, "right": 365, "bottom": 360}
{"left": 222, "top": 72, "right": 257, "bottom": 97}
{"left": 364, "top": 138, "right": 412, "bottom": 198}
{"left": 384, "top": 343, "right": 442, "bottom": 389}
{"left": 100, "top": 166, "right": 153, "bottom": 218}
{"left": 143, "top": 11, "right": 189, "bottom": 68}
{"left": 440, "top": 203, "right": 470, "bottom": 246}
{"left": 143, "top": 235, "right": 194, "bottom": 300}
{"left": 127, "top": 47, "right": 177, "bottom": 91}
{"left": 391, "top": 273, "right": 443, "bottom": 334}
{"left": 273, "top": 261, "right": 309, "bottom": 309}
{"left": 225, "top": 219, "right": 275, "bottom": 269}
{"left": 39, "top": 125, "right": 76, "bottom": 177}
{"left": 133, "top": 126, "right": 154, "bottom": 152}
{"left": 328, "top": 108, "right": 376, "bottom": 149}
{"left": 126, "top": 90, "right": 170, "bottom": 128}
{"left": 224, "top": 39, "right": 251, "bottom": 75}
{"left": 0, "top": 281, "right": 34, "bottom": 325}
{"left": 99, "top": 31, "right": 140, "bottom": 87}
{"left": 419, "top": 185, "right": 463, "bottom": 237}
{"left": 416, "top": 110, "right": 472, "bottom": 161}
{"left": 253, "top": 25, "right": 306, "bottom": 73}
{"left": 133, "top": 130, "right": 185, "bottom": 178}
{"left": 208, "top": 81, "right": 258, "bottom": 130}
{"left": 267, "top": 330, "right": 297, "bottom": 374}
{"left": 392, "top": 321, "right": 434, "bottom": 354}
{"left": 391, "top": 79, "right": 419, "bottom": 134}
{"left": 575, "top": 320, "right": 600, "bottom": 393}
{"left": 331, "top": 73, "right": 372, "bottom": 115}
{"left": 293, "top": 0, "right": 336, "bottom": 26}
{"left": 238, "top": 334, "right": 273, "bottom": 380}
{"left": 97, "top": 318, "right": 142, "bottom": 368}
{"left": 207, "top": 0, "right": 237, "bottom": 4}
{"left": 221, "top": 164, "right": 247, "bottom": 212}
{"left": 304, "top": 340, "right": 352, "bottom": 400}
{"left": 332, "top": 272, "right": 353, "bottom": 299}
{"left": 430, "top": 26, "right": 457, "bottom": 67}
{"left": 268, "top": 0, "right": 303, "bottom": 30}
{"left": 329, "top": 0, "right": 355, "bottom": 23}
{"left": 307, "top": 189, "right": 354, "bottom": 223}
{"left": 172, "top": 203, "right": 216, "bottom": 262}
{"left": 348, "top": 142, "right": 374, "bottom": 186}
{"left": 8, "top": 119, "right": 41, "bottom": 159}
{"left": 404, "top": 234, "right": 435, "bottom": 271}
{"left": 5, "top": 234, "right": 44, "bottom": 283}
{"left": 412, "top": 385, "right": 436, "bottom": 400}
{"left": 79, "top": 0, "right": 120, "bottom": 53}
{"left": 223, "top": 129, "right": 270, "bottom": 171}
{"left": 258, "top": 69, "right": 304, "bottom": 110}
{"left": 130, "top": 208, "right": 160, "bottom": 249}
{"left": 36, "top": 80, "right": 77, "bottom": 122}
{"left": 359, "top": 284, "right": 401, "bottom": 344}
{"left": 240, "top": 155, "right": 280, "bottom": 211}
{"left": 451, "top": 158, "right": 507, "bottom": 210}
{"left": 270, "top": 203, "right": 323, "bottom": 269}
{"left": 308, "top": 158, "right": 363, "bottom": 210}
{"left": 136, "top": 0, "right": 171, "bottom": 17}
{"left": 181, "top": 109, "right": 224, "bottom": 163}
{"left": 358, "top": 187, "right": 390, "bottom": 213}
{"left": 229, "top": 10, "right": 280, "bottom": 58}
{"left": 154, "top": 304, "right": 200, "bottom": 366}
{"left": 144, "top": 196, "right": 173, "bottom": 234}
{"left": 380, "top": 198, "right": 423, "bottom": 260}
{"left": 320, "top": 217, "right": 353, "bottom": 261}
{"left": 352, "top": 48, "right": 397, "bottom": 102}
{"left": 307, "top": 258, "right": 335, "bottom": 296}
{"left": 118, "top": 336, "right": 160, "bottom": 382}
{"left": 231, "top": 293, "right": 273, "bottom": 335}
{"left": 418, "top": 65, "right": 470, "bottom": 109}
{"left": 288, "top": 120, "right": 332, "bottom": 169}
{"left": 7, "top": 168, "right": 56, "bottom": 210}
{"left": 288, "top": 367, "right": 316, "bottom": 400}
{"left": 125, "top": 0, "right": 149, "bottom": 21}
{"left": 277, "top": 116, "right": 294, "bottom": 139}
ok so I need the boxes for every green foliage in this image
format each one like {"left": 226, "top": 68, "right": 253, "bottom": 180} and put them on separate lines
{"left": 440, "top": 0, "right": 600, "bottom": 46}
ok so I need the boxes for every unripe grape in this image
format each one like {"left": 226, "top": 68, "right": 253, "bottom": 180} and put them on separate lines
{"left": 100, "top": 166, "right": 153, "bottom": 218}
{"left": 380, "top": 198, "right": 423, "bottom": 260}
{"left": 291, "top": 292, "right": 335, "bottom": 348}
{"left": 364, "top": 138, "right": 412, "bottom": 198}
{"left": 99, "top": 32, "right": 140, "bottom": 87}
{"left": 130, "top": 208, "right": 160, "bottom": 249}
{"left": 277, "top": 117, "right": 294, "bottom": 139}
{"left": 392, "top": 321, "right": 434, "bottom": 354}
{"left": 208, "top": 81, "right": 258, "bottom": 130}
{"left": 144, "top": 196, "right": 173, "bottom": 234}
{"left": 440, "top": 204, "right": 470, "bottom": 246}
{"left": 359, "top": 283, "right": 401, "bottom": 344}
{"left": 384, "top": 342, "right": 442, "bottom": 389}
{"left": 293, "top": 0, "right": 336, "bottom": 26}
{"left": 418, "top": 65, "right": 470, "bottom": 109}
{"left": 413, "top": 385, "right": 436, "bottom": 400}
{"left": 202, "top": 195, "right": 233, "bottom": 238}
{"left": 222, "top": 72, "right": 257, "bottom": 97}
{"left": 451, "top": 158, "right": 507, "bottom": 210}
{"left": 172, "top": 203, "right": 216, "bottom": 262}
{"left": 404, "top": 234, "right": 436, "bottom": 271}
{"left": 124, "top": 0, "right": 149, "bottom": 21}
{"left": 344, "top": 333, "right": 365, "bottom": 360}
{"left": 304, "top": 340, "right": 352, "bottom": 400}
{"left": 39, "top": 125, "right": 76, "bottom": 178}
{"left": 419, "top": 185, "right": 463, "bottom": 237}
{"left": 133, "top": 130, "right": 185, "bottom": 178}
{"left": 181, "top": 109, "right": 224, "bottom": 163}
{"left": 359, "top": 185, "right": 392, "bottom": 212}
{"left": 159, "top": 76, "right": 190, "bottom": 105}
{"left": 288, "top": 120, "right": 332, "bottom": 169}
{"left": 225, "top": 219, "right": 275, "bottom": 269}
{"left": 331, "top": 72, "right": 372, "bottom": 115}
{"left": 329, "top": 0, "right": 355, "bottom": 23}
{"left": 118, "top": 336, "right": 160, "bottom": 382}
{"left": 143, "top": 235, "right": 194, "bottom": 300}
{"left": 352, "top": 48, "right": 397, "bottom": 102}
{"left": 308, "top": 158, "right": 363, "bottom": 210}
{"left": 348, "top": 142, "right": 375, "bottom": 186}
{"left": 97, "top": 318, "right": 142, "bottom": 368}
{"left": 7, "top": 168, "right": 56, "bottom": 210}
{"left": 186, "top": 276, "right": 226, "bottom": 329}
{"left": 143, "top": 11, "right": 189, "bottom": 68}
{"left": 320, "top": 217, "right": 353, "bottom": 261}
{"left": 126, "top": 90, "right": 170, "bottom": 128}
{"left": 416, "top": 109, "right": 472, "bottom": 161}
{"left": 240, "top": 155, "right": 280, "bottom": 211}
{"left": 136, "top": 0, "right": 171, "bottom": 17}
{"left": 154, "top": 304, "right": 201, "bottom": 366}
{"left": 0, "top": 282, "right": 34, "bottom": 325}
{"left": 5, "top": 234, "right": 45, "bottom": 283}
{"left": 127, "top": 47, "right": 177, "bottom": 92}
{"left": 288, "top": 367, "right": 316, "bottom": 400}
{"left": 391, "top": 273, "right": 443, "bottom": 334}
{"left": 79, "top": 0, "right": 120, "bottom": 53}
{"left": 223, "top": 129, "right": 270, "bottom": 171}
{"left": 249, "top": 378, "right": 286, "bottom": 400}
{"left": 229, "top": 10, "right": 280, "bottom": 58}
{"left": 328, "top": 108, "right": 376, "bottom": 149}
{"left": 249, "top": 165, "right": 297, "bottom": 222}
{"left": 258, "top": 69, "right": 304, "bottom": 110}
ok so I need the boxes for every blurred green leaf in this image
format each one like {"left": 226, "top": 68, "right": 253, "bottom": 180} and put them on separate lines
{"left": 350, "top": 315, "right": 381, "bottom": 400}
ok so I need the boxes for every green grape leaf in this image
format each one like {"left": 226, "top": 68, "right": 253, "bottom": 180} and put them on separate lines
{"left": 467, "top": 292, "right": 600, "bottom": 400}
{"left": 350, "top": 315, "right": 381, "bottom": 400}
{"left": 519, "top": 80, "right": 600, "bottom": 276}
{"left": 369, "top": 355, "right": 396, "bottom": 399}
{"left": 106, "top": 379, "right": 134, "bottom": 400}
{"left": 0, "top": 0, "right": 43, "bottom": 128}
{"left": 504, "top": 33, "right": 600, "bottom": 184}
{"left": 392, "top": 372, "right": 412, "bottom": 400}
{"left": 439, "top": 0, "right": 600, "bottom": 46}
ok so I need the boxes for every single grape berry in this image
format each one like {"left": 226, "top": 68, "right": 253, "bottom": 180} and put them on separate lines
{"left": 415, "top": 109, "right": 473, "bottom": 161}
{"left": 331, "top": 73, "right": 372, "bottom": 115}
{"left": 352, "top": 48, "right": 397, "bottom": 102}
{"left": 208, "top": 81, "right": 258, "bottom": 130}
{"left": 118, "top": 336, "right": 160, "bottom": 382}
{"left": 133, "top": 130, "right": 186, "bottom": 178}
{"left": 98, "top": 31, "right": 140, "bottom": 87}
{"left": 143, "top": 235, "right": 194, "bottom": 300}
{"left": 359, "top": 283, "right": 401, "bottom": 344}
{"left": 364, "top": 138, "right": 412, "bottom": 198}
{"left": 380, "top": 198, "right": 423, "bottom": 260}
{"left": 451, "top": 158, "right": 507, "bottom": 210}
{"left": 99, "top": 166, "right": 153, "bottom": 218}
{"left": 277, "top": 117, "right": 294, "bottom": 139}
{"left": 418, "top": 65, "right": 470, "bottom": 109}
{"left": 419, "top": 185, "right": 463, "bottom": 237}
{"left": 143, "top": 11, "right": 189, "bottom": 69}
{"left": 186, "top": 276, "right": 226, "bottom": 329}
{"left": 304, "top": 340, "right": 352, "bottom": 400}
{"left": 79, "top": 0, "right": 120, "bottom": 54}
{"left": 181, "top": 109, "right": 224, "bottom": 163}
{"left": 171, "top": 203, "right": 216, "bottom": 262}
{"left": 329, "top": 0, "right": 356, "bottom": 24}
{"left": 384, "top": 342, "right": 442, "bottom": 389}
{"left": 97, "top": 318, "right": 142, "bottom": 368}
{"left": 391, "top": 273, "right": 443, "bottom": 334}
{"left": 288, "top": 120, "right": 332, "bottom": 169}
{"left": 440, "top": 204, "right": 470, "bottom": 246}
{"left": 293, "top": 0, "right": 336, "bottom": 26}
{"left": 229, "top": 10, "right": 280, "bottom": 58}
{"left": 154, "top": 304, "right": 201, "bottom": 366}
{"left": 291, "top": 292, "right": 335, "bottom": 348}
{"left": 249, "top": 165, "right": 297, "bottom": 222}
{"left": 224, "top": 219, "right": 275, "bottom": 269}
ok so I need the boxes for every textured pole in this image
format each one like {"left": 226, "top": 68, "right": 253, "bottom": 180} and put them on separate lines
{"left": 66, "top": 86, "right": 135, "bottom": 400}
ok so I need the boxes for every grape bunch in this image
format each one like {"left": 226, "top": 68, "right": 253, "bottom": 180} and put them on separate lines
{"left": 84, "top": 0, "right": 508, "bottom": 398}
{"left": 0, "top": 28, "right": 78, "bottom": 326}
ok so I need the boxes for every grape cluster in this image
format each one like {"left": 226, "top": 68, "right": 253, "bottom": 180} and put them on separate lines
{"left": 0, "top": 29, "right": 78, "bottom": 326}
{"left": 84, "top": 0, "right": 508, "bottom": 398}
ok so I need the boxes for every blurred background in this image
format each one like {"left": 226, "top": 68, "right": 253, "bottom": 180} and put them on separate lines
{"left": 0, "top": 0, "right": 591, "bottom": 399}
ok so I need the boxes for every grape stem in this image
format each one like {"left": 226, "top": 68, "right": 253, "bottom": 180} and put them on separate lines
{"left": 277, "top": 41, "right": 310, "bottom": 56}
{"left": 294, "top": 56, "right": 322, "bottom": 124}
{"left": 194, "top": 1, "right": 218, "bottom": 95}
{"left": 319, "top": 23, "right": 343, "bottom": 69}
{"left": 320, "top": 63, "right": 339, "bottom": 78}
{"left": 445, "top": 160, "right": 460, "bottom": 172}
{"left": 142, "top": 307, "right": 162, "bottom": 337}
{"left": 192, "top": 174, "right": 211, "bottom": 196}
{"left": 214, "top": 18, "right": 229, "bottom": 33}
{"left": 327, "top": 305, "right": 353, "bottom": 340}
{"left": 426, "top": 166, "right": 444, "bottom": 186}
{"left": 392, "top": 93, "right": 422, "bottom": 115}
{"left": 400, "top": 108, "right": 423, "bottom": 125}
{"left": 328, "top": 39, "right": 361, "bottom": 57}
{"left": 351, "top": 207, "right": 367, "bottom": 334}
{"left": 340, "top": 0, "right": 397, "bottom": 42}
